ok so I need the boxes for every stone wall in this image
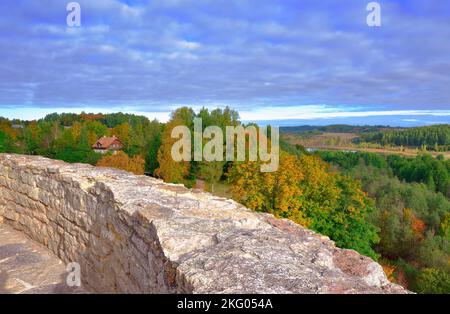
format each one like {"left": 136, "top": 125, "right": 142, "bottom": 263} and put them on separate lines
{"left": 0, "top": 154, "right": 407, "bottom": 293}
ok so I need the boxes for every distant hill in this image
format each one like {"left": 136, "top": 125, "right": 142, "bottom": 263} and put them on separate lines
{"left": 280, "top": 124, "right": 397, "bottom": 134}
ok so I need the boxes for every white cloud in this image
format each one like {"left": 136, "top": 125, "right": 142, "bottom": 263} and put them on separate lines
{"left": 239, "top": 106, "right": 450, "bottom": 121}
{"left": 176, "top": 40, "right": 201, "bottom": 50}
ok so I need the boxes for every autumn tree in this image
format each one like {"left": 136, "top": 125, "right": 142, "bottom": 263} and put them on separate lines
{"left": 154, "top": 108, "right": 195, "bottom": 184}
{"left": 228, "top": 152, "right": 379, "bottom": 259}
{"left": 440, "top": 212, "right": 450, "bottom": 238}
{"left": 70, "top": 121, "right": 82, "bottom": 142}
{"left": 229, "top": 151, "right": 305, "bottom": 221}
{"left": 112, "top": 122, "right": 131, "bottom": 150}
{"left": 297, "top": 155, "right": 379, "bottom": 258}
{"left": 96, "top": 151, "right": 145, "bottom": 175}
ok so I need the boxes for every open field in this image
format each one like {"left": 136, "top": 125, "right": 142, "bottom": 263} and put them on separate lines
{"left": 283, "top": 132, "right": 358, "bottom": 147}
{"left": 282, "top": 132, "right": 450, "bottom": 159}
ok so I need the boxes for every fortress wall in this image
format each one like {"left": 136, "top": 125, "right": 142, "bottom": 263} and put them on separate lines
{"left": 0, "top": 154, "right": 407, "bottom": 293}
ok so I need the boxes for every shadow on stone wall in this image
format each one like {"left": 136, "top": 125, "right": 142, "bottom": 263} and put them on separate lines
{"left": 0, "top": 269, "right": 8, "bottom": 293}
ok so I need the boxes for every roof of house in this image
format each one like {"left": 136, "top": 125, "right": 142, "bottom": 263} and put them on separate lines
{"left": 92, "top": 136, "right": 123, "bottom": 149}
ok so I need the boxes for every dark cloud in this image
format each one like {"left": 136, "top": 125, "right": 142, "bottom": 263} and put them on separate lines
{"left": 0, "top": 0, "right": 449, "bottom": 116}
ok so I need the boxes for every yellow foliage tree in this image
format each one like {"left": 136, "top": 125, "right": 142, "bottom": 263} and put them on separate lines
{"left": 229, "top": 151, "right": 306, "bottom": 224}
{"left": 440, "top": 212, "right": 450, "bottom": 238}
{"left": 154, "top": 117, "right": 191, "bottom": 184}
{"left": 228, "top": 152, "right": 379, "bottom": 259}
{"left": 96, "top": 151, "right": 145, "bottom": 175}
{"left": 70, "top": 121, "right": 82, "bottom": 142}
{"left": 112, "top": 123, "right": 131, "bottom": 148}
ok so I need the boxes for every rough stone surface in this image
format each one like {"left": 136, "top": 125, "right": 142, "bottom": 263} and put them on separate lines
{"left": 0, "top": 224, "right": 86, "bottom": 293}
{"left": 0, "top": 154, "right": 408, "bottom": 293}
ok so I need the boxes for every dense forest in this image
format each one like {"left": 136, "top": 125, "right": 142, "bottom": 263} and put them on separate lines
{"left": 0, "top": 111, "right": 449, "bottom": 293}
{"left": 319, "top": 151, "right": 450, "bottom": 293}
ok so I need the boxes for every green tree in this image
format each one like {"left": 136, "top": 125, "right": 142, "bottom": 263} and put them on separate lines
{"left": 415, "top": 268, "right": 450, "bottom": 294}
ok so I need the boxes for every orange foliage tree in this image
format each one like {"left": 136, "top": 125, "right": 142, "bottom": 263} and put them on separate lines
{"left": 382, "top": 263, "right": 396, "bottom": 282}
{"left": 96, "top": 151, "right": 145, "bottom": 175}
{"left": 80, "top": 113, "right": 104, "bottom": 121}
{"left": 403, "top": 207, "right": 426, "bottom": 240}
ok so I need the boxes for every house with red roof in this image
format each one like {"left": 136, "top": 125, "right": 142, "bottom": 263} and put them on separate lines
{"left": 92, "top": 135, "right": 124, "bottom": 154}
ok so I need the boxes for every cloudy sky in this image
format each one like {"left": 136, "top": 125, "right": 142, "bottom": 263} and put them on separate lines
{"left": 0, "top": 0, "right": 449, "bottom": 125}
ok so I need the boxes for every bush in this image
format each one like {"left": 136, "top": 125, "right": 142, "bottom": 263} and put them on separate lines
{"left": 415, "top": 268, "right": 450, "bottom": 294}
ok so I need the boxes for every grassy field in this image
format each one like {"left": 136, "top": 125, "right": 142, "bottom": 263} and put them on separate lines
{"left": 195, "top": 179, "right": 232, "bottom": 198}
{"left": 283, "top": 132, "right": 358, "bottom": 147}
